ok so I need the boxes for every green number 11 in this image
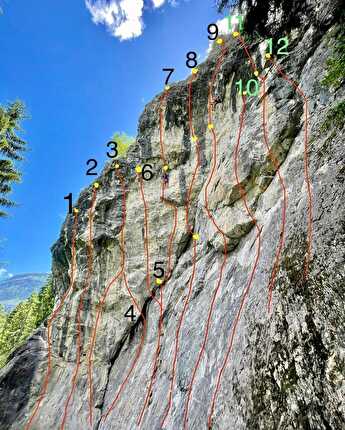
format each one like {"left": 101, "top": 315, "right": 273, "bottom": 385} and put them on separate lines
{"left": 228, "top": 15, "right": 244, "bottom": 32}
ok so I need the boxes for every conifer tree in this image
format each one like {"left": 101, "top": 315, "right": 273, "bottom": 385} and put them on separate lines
{"left": 0, "top": 101, "right": 27, "bottom": 216}
{"left": 0, "top": 276, "right": 54, "bottom": 368}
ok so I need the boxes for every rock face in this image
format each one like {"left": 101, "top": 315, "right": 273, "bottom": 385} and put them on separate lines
{"left": 0, "top": 1, "right": 344, "bottom": 429}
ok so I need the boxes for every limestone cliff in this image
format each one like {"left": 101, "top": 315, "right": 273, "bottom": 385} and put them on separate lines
{"left": 0, "top": 1, "right": 344, "bottom": 429}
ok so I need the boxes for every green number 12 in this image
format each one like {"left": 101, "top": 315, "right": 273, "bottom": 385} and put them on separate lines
{"left": 266, "top": 37, "right": 289, "bottom": 56}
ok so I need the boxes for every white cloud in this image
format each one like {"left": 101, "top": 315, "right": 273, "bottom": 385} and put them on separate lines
{"left": 85, "top": 0, "right": 182, "bottom": 40}
{"left": 85, "top": 0, "right": 144, "bottom": 41}
{"left": 216, "top": 17, "right": 230, "bottom": 35}
{"left": 0, "top": 268, "right": 13, "bottom": 280}
{"left": 151, "top": 0, "right": 166, "bottom": 7}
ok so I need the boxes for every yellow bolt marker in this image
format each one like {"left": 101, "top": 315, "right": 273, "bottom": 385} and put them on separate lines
{"left": 165, "top": 85, "right": 170, "bottom": 91}
{"left": 93, "top": 182, "right": 100, "bottom": 189}
{"left": 254, "top": 70, "right": 259, "bottom": 77}
{"left": 192, "top": 232, "right": 200, "bottom": 241}
{"left": 163, "top": 164, "right": 169, "bottom": 172}
{"left": 216, "top": 38, "right": 223, "bottom": 45}
{"left": 73, "top": 208, "right": 79, "bottom": 214}
{"left": 265, "top": 53, "right": 271, "bottom": 59}
{"left": 191, "top": 135, "right": 198, "bottom": 142}
{"left": 155, "top": 278, "right": 163, "bottom": 286}
{"left": 208, "top": 123, "right": 214, "bottom": 130}
{"left": 232, "top": 31, "right": 240, "bottom": 38}
{"left": 114, "top": 163, "right": 120, "bottom": 169}
{"left": 135, "top": 165, "right": 142, "bottom": 174}
{"left": 243, "top": 91, "right": 247, "bottom": 96}
{"left": 191, "top": 68, "right": 198, "bottom": 75}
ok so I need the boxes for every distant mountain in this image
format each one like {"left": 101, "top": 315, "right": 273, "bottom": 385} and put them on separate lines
{"left": 0, "top": 273, "right": 49, "bottom": 312}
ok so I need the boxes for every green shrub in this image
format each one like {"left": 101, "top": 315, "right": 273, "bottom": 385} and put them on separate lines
{"left": 112, "top": 132, "right": 134, "bottom": 157}
{"left": 321, "top": 101, "right": 345, "bottom": 132}
{"left": 321, "top": 26, "right": 345, "bottom": 89}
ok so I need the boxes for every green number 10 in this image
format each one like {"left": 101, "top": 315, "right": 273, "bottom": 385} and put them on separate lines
{"left": 235, "top": 79, "right": 260, "bottom": 97}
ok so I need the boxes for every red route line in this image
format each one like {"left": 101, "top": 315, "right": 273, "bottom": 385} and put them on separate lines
{"left": 137, "top": 174, "right": 156, "bottom": 300}
{"left": 184, "top": 73, "right": 198, "bottom": 231}
{"left": 268, "top": 59, "right": 313, "bottom": 282}
{"left": 160, "top": 92, "right": 168, "bottom": 166}
{"left": 137, "top": 88, "right": 179, "bottom": 425}
{"left": 262, "top": 78, "right": 288, "bottom": 313}
{"left": 101, "top": 171, "right": 148, "bottom": 423}
{"left": 207, "top": 95, "right": 262, "bottom": 429}
{"left": 161, "top": 241, "right": 197, "bottom": 429}
{"left": 182, "top": 44, "right": 229, "bottom": 430}
{"left": 165, "top": 200, "right": 178, "bottom": 282}
{"left": 160, "top": 91, "right": 168, "bottom": 201}
{"left": 237, "top": 35, "right": 288, "bottom": 314}
{"left": 25, "top": 212, "right": 79, "bottom": 430}
{"left": 136, "top": 171, "right": 164, "bottom": 427}
{"left": 160, "top": 73, "right": 199, "bottom": 429}
{"left": 60, "top": 188, "right": 97, "bottom": 430}
{"left": 101, "top": 272, "right": 148, "bottom": 423}
{"left": 87, "top": 170, "right": 127, "bottom": 427}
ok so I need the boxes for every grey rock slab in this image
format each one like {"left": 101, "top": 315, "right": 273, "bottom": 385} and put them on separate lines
{"left": 0, "top": 2, "right": 344, "bottom": 430}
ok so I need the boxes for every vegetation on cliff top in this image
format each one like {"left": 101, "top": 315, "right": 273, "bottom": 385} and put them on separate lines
{"left": 0, "top": 276, "right": 54, "bottom": 368}
{"left": 112, "top": 132, "right": 134, "bottom": 157}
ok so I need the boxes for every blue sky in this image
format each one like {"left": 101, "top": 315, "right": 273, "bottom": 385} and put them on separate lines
{"left": 0, "top": 0, "right": 226, "bottom": 278}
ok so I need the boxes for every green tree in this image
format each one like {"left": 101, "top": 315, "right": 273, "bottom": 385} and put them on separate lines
{"left": 0, "top": 101, "right": 27, "bottom": 217}
{"left": 0, "top": 275, "right": 54, "bottom": 368}
{"left": 36, "top": 277, "right": 55, "bottom": 325}
{"left": 0, "top": 305, "right": 6, "bottom": 333}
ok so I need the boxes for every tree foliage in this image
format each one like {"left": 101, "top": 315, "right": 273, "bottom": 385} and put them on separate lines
{"left": 0, "top": 275, "right": 55, "bottom": 368}
{"left": 0, "top": 101, "right": 27, "bottom": 217}
{"left": 112, "top": 132, "right": 134, "bottom": 157}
